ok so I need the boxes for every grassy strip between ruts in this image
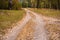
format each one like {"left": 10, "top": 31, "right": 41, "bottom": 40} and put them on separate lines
{"left": 29, "top": 8, "right": 60, "bottom": 19}
{"left": 0, "top": 9, "right": 25, "bottom": 36}
{"left": 16, "top": 19, "right": 35, "bottom": 40}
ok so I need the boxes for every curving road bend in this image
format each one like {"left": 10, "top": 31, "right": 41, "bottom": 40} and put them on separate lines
{"left": 3, "top": 9, "right": 48, "bottom": 40}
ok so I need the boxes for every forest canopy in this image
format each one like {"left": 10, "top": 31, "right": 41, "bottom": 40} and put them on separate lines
{"left": 0, "top": 0, "right": 60, "bottom": 10}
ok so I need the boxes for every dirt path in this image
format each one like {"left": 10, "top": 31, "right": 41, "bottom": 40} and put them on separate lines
{"left": 3, "top": 9, "right": 48, "bottom": 40}
{"left": 25, "top": 9, "right": 48, "bottom": 40}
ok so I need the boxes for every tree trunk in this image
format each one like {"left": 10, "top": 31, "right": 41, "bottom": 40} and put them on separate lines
{"left": 36, "top": 0, "right": 40, "bottom": 8}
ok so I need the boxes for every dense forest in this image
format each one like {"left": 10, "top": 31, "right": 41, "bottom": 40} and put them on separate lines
{"left": 22, "top": 0, "right": 60, "bottom": 9}
{"left": 0, "top": 0, "right": 60, "bottom": 10}
{"left": 0, "top": 0, "right": 22, "bottom": 10}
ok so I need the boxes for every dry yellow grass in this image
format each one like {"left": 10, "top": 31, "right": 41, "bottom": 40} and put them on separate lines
{"left": 29, "top": 8, "right": 60, "bottom": 19}
{"left": 16, "top": 20, "right": 35, "bottom": 40}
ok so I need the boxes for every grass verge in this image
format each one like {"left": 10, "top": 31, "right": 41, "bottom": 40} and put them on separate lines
{"left": 0, "top": 10, "right": 25, "bottom": 36}
{"left": 29, "top": 8, "right": 60, "bottom": 19}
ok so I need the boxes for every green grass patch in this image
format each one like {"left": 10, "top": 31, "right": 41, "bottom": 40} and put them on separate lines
{"left": 30, "top": 8, "right": 60, "bottom": 19}
{"left": 0, "top": 10, "right": 25, "bottom": 35}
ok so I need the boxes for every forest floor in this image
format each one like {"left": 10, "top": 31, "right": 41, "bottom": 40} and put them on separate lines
{"left": 1, "top": 8, "right": 60, "bottom": 40}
